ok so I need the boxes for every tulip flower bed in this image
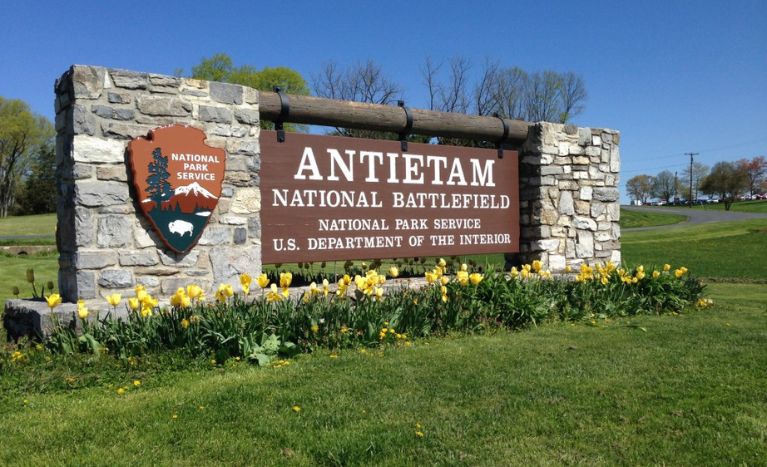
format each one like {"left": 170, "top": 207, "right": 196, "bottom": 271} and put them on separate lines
{"left": 36, "top": 259, "right": 706, "bottom": 365}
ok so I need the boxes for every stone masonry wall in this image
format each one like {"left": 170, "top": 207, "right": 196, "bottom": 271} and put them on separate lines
{"left": 517, "top": 122, "right": 621, "bottom": 272}
{"left": 54, "top": 65, "right": 262, "bottom": 310}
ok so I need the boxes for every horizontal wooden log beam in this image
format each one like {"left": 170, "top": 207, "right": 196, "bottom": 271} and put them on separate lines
{"left": 258, "top": 91, "right": 531, "bottom": 143}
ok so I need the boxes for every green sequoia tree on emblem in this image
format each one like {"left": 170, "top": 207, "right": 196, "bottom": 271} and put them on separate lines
{"left": 146, "top": 147, "right": 174, "bottom": 209}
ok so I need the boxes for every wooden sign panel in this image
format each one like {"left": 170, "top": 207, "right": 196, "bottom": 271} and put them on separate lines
{"left": 128, "top": 125, "right": 225, "bottom": 253}
{"left": 261, "top": 131, "right": 519, "bottom": 263}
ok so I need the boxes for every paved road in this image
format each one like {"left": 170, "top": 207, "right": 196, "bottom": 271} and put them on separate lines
{"left": 622, "top": 205, "right": 767, "bottom": 231}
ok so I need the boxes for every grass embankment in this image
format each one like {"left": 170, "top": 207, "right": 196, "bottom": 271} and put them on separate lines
{"left": 622, "top": 218, "right": 767, "bottom": 281}
{"left": 619, "top": 208, "right": 686, "bottom": 228}
{"left": 1, "top": 282, "right": 764, "bottom": 465}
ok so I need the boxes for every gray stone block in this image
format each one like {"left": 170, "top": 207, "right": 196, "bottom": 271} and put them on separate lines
{"left": 107, "top": 92, "right": 132, "bottom": 104}
{"left": 75, "top": 250, "right": 118, "bottom": 269}
{"left": 234, "top": 108, "right": 259, "bottom": 125}
{"left": 75, "top": 207, "right": 95, "bottom": 247}
{"left": 136, "top": 96, "right": 192, "bottom": 117}
{"left": 210, "top": 82, "right": 242, "bottom": 105}
{"left": 73, "top": 105, "right": 97, "bottom": 135}
{"left": 199, "top": 105, "right": 233, "bottom": 123}
{"left": 76, "top": 181, "right": 130, "bottom": 207}
{"left": 119, "top": 250, "right": 160, "bottom": 266}
{"left": 593, "top": 188, "right": 619, "bottom": 202}
{"left": 558, "top": 191, "right": 574, "bottom": 215}
{"left": 96, "top": 215, "right": 132, "bottom": 247}
{"left": 98, "top": 269, "right": 134, "bottom": 288}
{"left": 92, "top": 104, "right": 135, "bottom": 121}
{"left": 71, "top": 66, "right": 104, "bottom": 99}
{"left": 96, "top": 165, "right": 128, "bottom": 181}
{"left": 159, "top": 250, "right": 199, "bottom": 267}
{"left": 198, "top": 225, "right": 231, "bottom": 245}
{"left": 210, "top": 245, "right": 260, "bottom": 286}
{"left": 110, "top": 69, "right": 148, "bottom": 89}
{"left": 77, "top": 270, "right": 97, "bottom": 299}
{"left": 234, "top": 227, "right": 247, "bottom": 244}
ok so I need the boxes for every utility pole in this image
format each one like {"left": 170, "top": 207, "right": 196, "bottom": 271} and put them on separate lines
{"left": 674, "top": 171, "right": 678, "bottom": 203}
{"left": 685, "top": 152, "right": 699, "bottom": 207}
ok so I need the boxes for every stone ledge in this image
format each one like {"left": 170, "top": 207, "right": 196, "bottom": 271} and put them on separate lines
{"left": 3, "top": 299, "right": 78, "bottom": 342}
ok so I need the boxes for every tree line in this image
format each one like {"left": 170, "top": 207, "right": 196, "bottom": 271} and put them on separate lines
{"left": 626, "top": 156, "right": 767, "bottom": 210}
{"left": 2, "top": 54, "right": 587, "bottom": 217}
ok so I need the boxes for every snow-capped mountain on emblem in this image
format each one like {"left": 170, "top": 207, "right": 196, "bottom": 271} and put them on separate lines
{"left": 174, "top": 182, "right": 218, "bottom": 199}
{"left": 128, "top": 125, "right": 226, "bottom": 253}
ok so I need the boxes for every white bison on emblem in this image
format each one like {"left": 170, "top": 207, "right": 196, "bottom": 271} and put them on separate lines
{"left": 168, "top": 220, "right": 194, "bottom": 237}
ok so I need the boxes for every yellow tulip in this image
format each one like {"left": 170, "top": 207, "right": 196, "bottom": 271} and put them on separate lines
{"left": 128, "top": 297, "right": 140, "bottom": 311}
{"left": 457, "top": 270, "right": 469, "bottom": 286}
{"left": 106, "top": 293, "right": 121, "bottom": 307}
{"left": 187, "top": 284, "right": 203, "bottom": 300}
{"left": 532, "top": 260, "right": 542, "bottom": 273}
{"left": 279, "top": 272, "right": 293, "bottom": 289}
{"left": 322, "top": 279, "right": 330, "bottom": 297}
{"left": 663, "top": 264, "right": 671, "bottom": 272}
{"left": 256, "top": 273, "right": 269, "bottom": 289}
{"left": 388, "top": 266, "right": 399, "bottom": 278}
{"left": 440, "top": 276, "right": 450, "bottom": 286}
{"left": 46, "top": 293, "right": 62, "bottom": 309}
{"left": 652, "top": 270, "right": 660, "bottom": 279}
{"left": 438, "top": 258, "right": 447, "bottom": 268}
{"left": 77, "top": 299, "right": 88, "bottom": 320}
{"left": 469, "top": 273, "right": 483, "bottom": 286}
{"left": 180, "top": 318, "right": 190, "bottom": 329}
{"left": 460, "top": 263, "right": 468, "bottom": 272}
{"left": 240, "top": 273, "right": 252, "bottom": 295}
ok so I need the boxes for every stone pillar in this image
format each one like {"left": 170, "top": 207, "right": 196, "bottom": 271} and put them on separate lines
{"left": 516, "top": 122, "right": 621, "bottom": 271}
{"left": 54, "top": 66, "right": 262, "bottom": 310}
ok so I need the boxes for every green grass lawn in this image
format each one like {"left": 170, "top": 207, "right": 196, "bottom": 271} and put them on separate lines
{"left": 622, "top": 218, "right": 767, "bottom": 281}
{"left": 0, "top": 212, "right": 56, "bottom": 239}
{"left": 2, "top": 213, "right": 766, "bottom": 464}
{"left": 0, "top": 252, "right": 58, "bottom": 303}
{"left": 620, "top": 207, "right": 686, "bottom": 228}
{"left": 665, "top": 199, "right": 767, "bottom": 213}
{"left": 1, "top": 282, "right": 764, "bottom": 465}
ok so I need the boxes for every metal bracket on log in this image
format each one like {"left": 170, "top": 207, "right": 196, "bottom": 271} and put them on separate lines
{"left": 274, "top": 86, "right": 290, "bottom": 143}
{"left": 495, "top": 113, "right": 509, "bottom": 159}
{"left": 397, "top": 100, "right": 413, "bottom": 152}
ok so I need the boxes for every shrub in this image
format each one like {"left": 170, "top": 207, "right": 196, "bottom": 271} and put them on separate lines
{"left": 38, "top": 260, "right": 705, "bottom": 365}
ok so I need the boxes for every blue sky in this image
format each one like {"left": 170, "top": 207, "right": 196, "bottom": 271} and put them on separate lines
{"left": 2, "top": 0, "right": 765, "bottom": 202}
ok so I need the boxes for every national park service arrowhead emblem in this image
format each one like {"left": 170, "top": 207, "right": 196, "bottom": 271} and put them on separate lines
{"left": 128, "top": 125, "right": 225, "bottom": 253}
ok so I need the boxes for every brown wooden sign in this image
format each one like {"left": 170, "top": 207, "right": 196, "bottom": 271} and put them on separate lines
{"left": 260, "top": 131, "right": 519, "bottom": 263}
{"left": 128, "top": 125, "right": 225, "bottom": 253}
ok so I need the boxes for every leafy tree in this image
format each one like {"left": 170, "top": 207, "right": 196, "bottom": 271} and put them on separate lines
{"left": 680, "top": 162, "right": 709, "bottom": 201}
{"left": 626, "top": 174, "right": 654, "bottom": 204}
{"left": 146, "top": 148, "right": 173, "bottom": 208}
{"left": 190, "top": 53, "right": 310, "bottom": 130}
{"left": 0, "top": 97, "right": 54, "bottom": 217}
{"left": 736, "top": 156, "right": 766, "bottom": 197}
{"left": 652, "top": 170, "right": 677, "bottom": 203}
{"left": 13, "top": 142, "right": 56, "bottom": 214}
{"left": 700, "top": 161, "right": 748, "bottom": 210}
